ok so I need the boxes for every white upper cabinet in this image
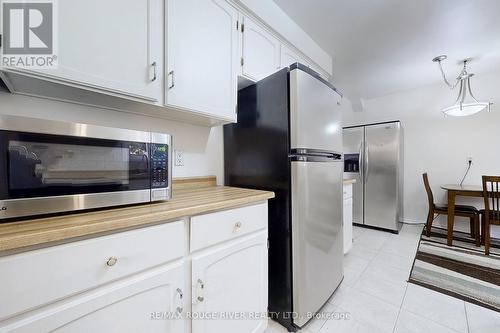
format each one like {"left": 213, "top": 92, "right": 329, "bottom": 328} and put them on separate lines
{"left": 0, "top": 0, "right": 331, "bottom": 126}
{"left": 280, "top": 44, "right": 309, "bottom": 68}
{"left": 234, "top": 0, "right": 332, "bottom": 75}
{"left": 166, "top": 0, "right": 238, "bottom": 121}
{"left": 240, "top": 16, "right": 281, "bottom": 82}
{"left": 12, "top": 0, "right": 163, "bottom": 102}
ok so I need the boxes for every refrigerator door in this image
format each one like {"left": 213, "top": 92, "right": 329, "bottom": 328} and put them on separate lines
{"left": 343, "top": 127, "right": 364, "bottom": 225}
{"left": 364, "top": 122, "right": 401, "bottom": 230}
{"left": 291, "top": 158, "right": 343, "bottom": 328}
{"left": 289, "top": 67, "right": 342, "bottom": 153}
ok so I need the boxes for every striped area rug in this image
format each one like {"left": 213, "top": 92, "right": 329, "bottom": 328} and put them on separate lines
{"left": 409, "top": 227, "right": 500, "bottom": 312}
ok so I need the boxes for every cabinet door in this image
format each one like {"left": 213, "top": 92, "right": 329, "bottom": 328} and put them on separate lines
{"left": 191, "top": 232, "right": 268, "bottom": 333}
{"left": 343, "top": 197, "right": 353, "bottom": 254}
{"left": 0, "top": 221, "right": 185, "bottom": 321}
{"left": 1, "top": 263, "right": 185, "bottom": 333}
{"left": 166, "top": 0, "right": 238, "bottom": 121}
{"left": 280, "top": 45, "right": 309, "bottom": 68}
{"left": 15, "top": 0, "right": 163, "bottom": 102}
{"left": 241, "top": 16, "right": 280, "bottom": 81}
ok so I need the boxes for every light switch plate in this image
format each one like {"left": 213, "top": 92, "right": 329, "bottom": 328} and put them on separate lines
{"left": 174, "top": 150, "right": 184, "bottom": 166}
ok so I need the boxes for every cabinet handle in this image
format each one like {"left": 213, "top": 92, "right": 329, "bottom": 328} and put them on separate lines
{"left": 234, "top": 221, "right": 242, "bottom": 232}
{"left": 176, "top": 288, "right": 184, "bottom": 313}
{"left": 196, "top": 278, "right": 205, "bottom": 302}
{"left": 168, "top": 70, "right": 175, "bottom": 89}
{"left": 151, "top": 62, "right": 157, "bottom": 82}
{"left": 106, "top": 256, "right": 118, "bottom": 267}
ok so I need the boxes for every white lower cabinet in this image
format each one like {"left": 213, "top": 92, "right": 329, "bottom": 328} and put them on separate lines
{"left": 0, "top": 222, "right": 185, "bottom": 321}
{"left": 0, "top": 203, "right": 269, "bottom": 333}
{"left": 191, "top": 232, "right": 268, "bottom": 333}
{"left": 343, "top": 184, "right": 354, "bottom": 254}
{"left": 0, "top": 262, "right": 185, "bottom": 333}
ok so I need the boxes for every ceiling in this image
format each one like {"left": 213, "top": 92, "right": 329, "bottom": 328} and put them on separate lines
{"left": 273, "top": 0, "right": 500, "bottom": 105}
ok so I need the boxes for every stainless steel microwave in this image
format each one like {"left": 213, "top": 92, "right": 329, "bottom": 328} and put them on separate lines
{"left": 0, "top": 115, "right": 172, "bottom": 220}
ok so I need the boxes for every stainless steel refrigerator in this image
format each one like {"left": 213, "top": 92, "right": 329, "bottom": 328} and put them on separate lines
{"left": 224, "top": 64, "right": 344, "bottom": 332}
{"left": 343, "top": 122, "right": 404, "bottom": 232}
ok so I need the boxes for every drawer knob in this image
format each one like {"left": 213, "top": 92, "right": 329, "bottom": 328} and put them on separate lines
{"left": 106, "top": 256, "right": 118, "bottom": 267}
{"left": 234, "top": 222, "right": 242, "bottom": 230}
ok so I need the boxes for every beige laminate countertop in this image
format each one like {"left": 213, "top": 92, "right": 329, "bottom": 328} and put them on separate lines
{"left": 0, "top": 186, "right": 275, "bottom": 253}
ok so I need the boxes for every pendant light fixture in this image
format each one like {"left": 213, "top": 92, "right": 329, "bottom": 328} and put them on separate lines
{"left": 432, "top": 55, "right": 492, "bottom": 117}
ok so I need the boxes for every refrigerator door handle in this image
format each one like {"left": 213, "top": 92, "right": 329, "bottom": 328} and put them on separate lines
{"left": 290, "top": 154, "right": 342, "bottom": 162}
{"left": 291, "top": 148, "right": 342, "bottom": 159}
{"left": 364, "top": 145, "right": 369, "bottom": 183}
{"left": 358, "top": 143, "right": 363, "bottom": 175}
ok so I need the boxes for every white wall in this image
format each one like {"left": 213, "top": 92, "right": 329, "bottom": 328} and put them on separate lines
{"left": 0, "top": 92, "right": 224, "bottom": 184}
{"left": 342, "top": 69, "right": 500, "bottom": 236}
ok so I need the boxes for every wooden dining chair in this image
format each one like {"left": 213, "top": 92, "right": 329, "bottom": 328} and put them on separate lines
{"left": 423, "top": 173, "right": 480, "bottom": 245}
{"left": 481, "top": 176, "right": 500, "bottom": 255}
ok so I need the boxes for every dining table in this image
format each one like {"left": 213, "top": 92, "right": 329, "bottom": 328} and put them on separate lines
{"left": 441, "top": 184, "right": 483, "bottom": 246}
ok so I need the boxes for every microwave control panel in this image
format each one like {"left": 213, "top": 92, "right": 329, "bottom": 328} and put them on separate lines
{"left": 151, "top": 143, "right": 168, "bottom": 188}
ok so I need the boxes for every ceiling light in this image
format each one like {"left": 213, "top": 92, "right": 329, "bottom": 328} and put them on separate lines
{"left": 432, "top": 55, "right": 492, "bottom": 117}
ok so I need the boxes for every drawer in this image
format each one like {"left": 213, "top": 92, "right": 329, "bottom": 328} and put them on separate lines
{"left": 0, "top": 221, "right": 185, "bottom": 321}
{"left": 190, "top": 203, "right": 268, "bottom": 252}
{"left": 343, "top": 184, "right": 353, "bottom": 200}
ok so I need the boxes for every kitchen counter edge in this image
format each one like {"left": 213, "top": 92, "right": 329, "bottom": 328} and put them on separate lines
{"left": 0, "top": 186, "right": 275, "bottom": 254}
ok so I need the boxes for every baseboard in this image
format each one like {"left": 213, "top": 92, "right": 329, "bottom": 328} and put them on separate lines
{"left": 400, "top": 217, "right": 425, "bottom": 225}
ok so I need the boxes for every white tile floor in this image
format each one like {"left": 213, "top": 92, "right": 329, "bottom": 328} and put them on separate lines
{"left": 264, "top": 224, "right": 500, "bottom": 333}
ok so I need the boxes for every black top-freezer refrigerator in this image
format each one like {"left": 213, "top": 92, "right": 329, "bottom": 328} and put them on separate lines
{"left": 224, "top": 64, "right": 344, "bottom": 331}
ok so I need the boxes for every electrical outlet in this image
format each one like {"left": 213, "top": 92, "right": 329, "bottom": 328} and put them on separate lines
{"left": 174, "top": 150, "right": 184, "bottom": 167}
